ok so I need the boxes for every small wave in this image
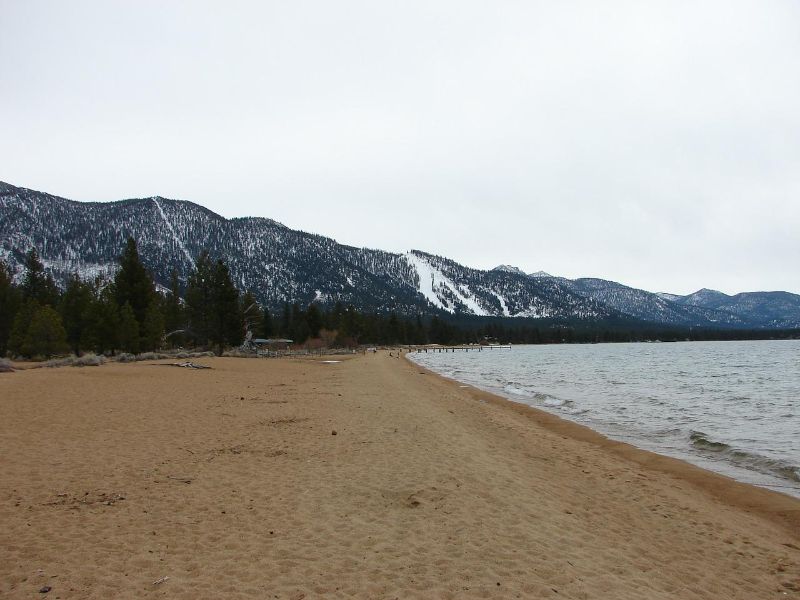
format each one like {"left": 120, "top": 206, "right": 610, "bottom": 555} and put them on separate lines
{"left": 503, "top": 385, "right": 528, "bottom": 396}
{"left": 543, "top": 397, "right": 566, "bottom": 407}
{"left": 689, "top": 431, "right": 731, "bottom": 452}
{"left": 689, "top": 431, "right": 800, "bottom": 483}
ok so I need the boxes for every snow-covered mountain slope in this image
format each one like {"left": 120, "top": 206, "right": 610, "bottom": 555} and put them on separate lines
{"left": 0, "top": 182, "right": 609, "bottom": 319}
{"left": 492, "top": 264, "right": 526, "bottom": 276}
{"left": 562, "top": 278, "right": 746, "bottom": 327}
{"left": 409, "top": 252, "right": 611, "bottom": 319}
{"left": 678, "top": 288, "right": 731, "bottom": 308}
{"left": 674, "top": 289, "right": 800, "bottom": 329}
{"left": 655, "top": 292, "right": 682, "bottom": 302}
{"left": 2, "top": 181, "right": 797, "bottom": 327}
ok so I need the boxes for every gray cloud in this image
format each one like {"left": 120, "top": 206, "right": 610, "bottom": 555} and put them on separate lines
{"left": 2, "top": 0, "right": 798, "bottom": 294}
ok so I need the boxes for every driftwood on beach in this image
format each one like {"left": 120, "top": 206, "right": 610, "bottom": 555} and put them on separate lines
{"left": 158, "top": 361, "right": 212, "bottom": 370}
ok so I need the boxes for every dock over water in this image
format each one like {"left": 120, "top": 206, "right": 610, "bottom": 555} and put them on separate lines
{"left": 410, "top": 345, "right": 511, "bottom": 353}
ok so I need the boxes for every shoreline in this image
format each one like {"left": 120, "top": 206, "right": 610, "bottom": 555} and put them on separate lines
{"left": 1, "top": 353, "right": 799, "bottom": 598}
{"left": 404, "top": 351, "right": 800, "bottom": 535}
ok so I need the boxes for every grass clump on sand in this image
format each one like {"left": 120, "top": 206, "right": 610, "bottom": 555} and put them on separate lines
{"left": 222, "top": 349, "right": 258, "bottom": 358}
{"left": 43, "top": 354, "right": 106, "bottom": 368}
{"left": 175, "top": 351, "right": 216, "bottom": 359}
{"left": 116, "top": 352, "right": 169, "bottom": 362}
{"left": 135, "top": 352, "right": 171, "bottom": 361}
{"left": 117, "top": 351, "right": 203, "bottom": 363}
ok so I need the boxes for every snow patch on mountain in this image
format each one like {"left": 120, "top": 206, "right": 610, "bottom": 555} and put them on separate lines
{"left": 152, "top": 198, "right": 196, "bottom": 268}
{"left": 405, "top": 251, "right": 448, "bottom": 311}
{"left": 41, "top": 258, "right": 117, "bottom": 283}
{"left": 656, "top": 292, "right": 682, "bottom": 302}
{"left": 492, "top": 291, "right": 511, "bottom": 317}
{"left": 405, "top": 251, "right": 488, "bottom": 315}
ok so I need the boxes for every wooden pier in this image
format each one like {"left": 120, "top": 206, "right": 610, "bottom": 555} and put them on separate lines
{"left": 410, "top": 345, "right": 511, "bottom": 353}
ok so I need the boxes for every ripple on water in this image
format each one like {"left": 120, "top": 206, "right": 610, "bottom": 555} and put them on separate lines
{"left": 408, "top": 340, "right": 800, "bottom": 497}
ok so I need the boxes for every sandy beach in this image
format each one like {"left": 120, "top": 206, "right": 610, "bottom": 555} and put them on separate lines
{"left": 1, "top": 352, "right": 798, "bottom": 599}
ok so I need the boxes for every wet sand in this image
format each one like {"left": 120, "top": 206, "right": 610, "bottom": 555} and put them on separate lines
{"left": 0, "top": 353, "right": 798, "bottom": 599}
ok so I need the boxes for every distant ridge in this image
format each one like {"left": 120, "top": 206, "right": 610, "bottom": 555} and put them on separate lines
{"left": 492, "top": 264, "right": 527, "bottom": 276}
{"left": 1, "top": 181, "right": 799, "bottom": 328}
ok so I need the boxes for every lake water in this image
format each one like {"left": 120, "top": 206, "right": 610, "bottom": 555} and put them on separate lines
{"left": 408, "top": 340, "right": 800, "bottom": 498}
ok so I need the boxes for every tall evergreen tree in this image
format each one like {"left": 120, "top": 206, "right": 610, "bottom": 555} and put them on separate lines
{"left": 118, "top": 302, "right": 140, "bottom": 354}
{"left": 60, "top": 275, "right": 93, "bottom": 354}
{"left": 25, "top": 305, "right": 68, "bottom": 358}
{"left": 306, "top": 304, "right": 323, "bottom": 339}
{"left": 415, "top": 314, "right": 427, "bottom": 344}
{"left": 141, "top": 300, "right": 165, "bottom": 352}
{"left": 0, "top": 261, "right": 20, "bottom": 356}
{"left": 185, "top": 251, "right": 214, "bottom": 347}
{"left": 209, "top": 259, "right": 241, "bottom": 354}
{"left": 281, "top": 301, "right": 291, "bottom": 337}
{"left": 289, "top": 303, "right": 305, "bottom": 341}
{"left": 82, "top": 284, "right": 120, "bottom": 354}
{"left": 261, "top": 309, "right": 274, "bottom": 338}
{"left": 8, "top": 299, "right": 39, "bottom": 357}
{"left": 329, "top": 301, "right": 345, "bottom": 332}
{"left": 114, "top": 238, "right": 155, "bottom": 326}
{"left": 20, "top": 248, "right": 58, "bottom": 307}
{"left": 387, "top": 312, "right": 401, "bottom": 344}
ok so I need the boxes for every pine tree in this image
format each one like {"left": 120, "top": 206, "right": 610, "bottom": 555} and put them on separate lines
{"left": 141, "top": 301, "right": 165, "bottom": 352}
{"left": 415, "top": 314, "right": 427, "bottom": 344}
{"left": 306, "top": 304, "right": 323, "bottom": 339}
{"left": 209, "top": 259, "right": 241, "bottom": 355}
{"left": 21, "top": 248, "right": 58, "bottom": 307}
{"left": 0, "top": 261, "right": 20, "bottom": 356}
{"left": 329, "top": 301, "right": 345, "bottom": 331}
{"left": 82, "top": 284, "right": 120, "bottom": 354}
{"left": 281, "top": 302, "right": 291, "bottom": 337}
{"left": 261, "top": 310, "right": 274, "bottom": 338}
{"left": 335, "top": 305, "right": 361, "bottom": 347}
{"left": 60, "top": 275, "right": 93, "bottom": 355}
{"left": 387, "top": 312, "right": 401, "bottom": 344}
{"left": 114, "top": 238, "right": 155, "bottom": 325}
{"left": 294, "top": 319, "right": 311, "bottom": 344}
{"left": 118, "top": 302, "right": 140, "bottom": 354}
{"left": 25, "top": 305, "right": 69, "bottom": 358}
{"left": 185, "top": 251, "right": 214, "bottom": 347}
{"left": 289, "top": 303, "right": 305, "bottom": 341}
{"left": 8, "top": 299, "right": 39, "bottom": 357}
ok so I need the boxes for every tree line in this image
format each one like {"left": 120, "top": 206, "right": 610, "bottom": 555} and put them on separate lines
{"left": 0, "top": 239, "right": 445, "bottom": 358}
{"left": 2, "top": 239, "right": 798, "bottom": 359}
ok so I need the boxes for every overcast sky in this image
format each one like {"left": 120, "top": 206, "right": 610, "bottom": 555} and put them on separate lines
{"left": 2, "top": 1, "right": 798, "bottom": 295}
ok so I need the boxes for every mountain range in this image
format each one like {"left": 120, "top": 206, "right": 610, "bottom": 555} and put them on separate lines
{"left": 1, "top": 181, "right": 798, "bottom": 329}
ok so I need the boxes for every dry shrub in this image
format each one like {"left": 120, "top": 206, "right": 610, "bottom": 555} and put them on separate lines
{"left": 44, "top": 357, "right": 74, "bottom": 368}
{"left": 73, "top": 353, "right": 105, "bottom": 367}
{"left": 222, "top": 349, "right": 257, "bottom": 358}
